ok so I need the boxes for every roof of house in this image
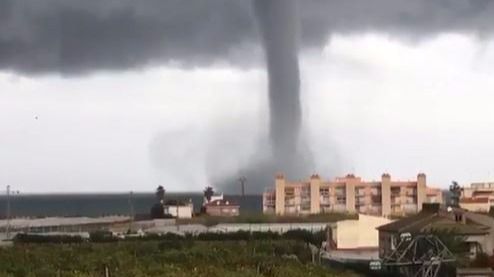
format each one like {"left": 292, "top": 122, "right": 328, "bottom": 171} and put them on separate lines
{"left": 377, "top": 205, "right": 492, "bottom": 236}
{"left": 205, "top": 199, "right": 239, "bottom": 207}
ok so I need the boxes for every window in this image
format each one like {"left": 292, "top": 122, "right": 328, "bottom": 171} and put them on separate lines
{"left": 335, "top": 187, "right": 345, "bottom": 196}
{"left": 320, "top": 187, "right": 329, "bottom": 196}
{"left": 336, "top": 196, "right": 346, "bottom": 205}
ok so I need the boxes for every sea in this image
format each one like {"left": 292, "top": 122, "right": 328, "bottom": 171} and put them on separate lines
{"left": 0, "top": 193, "right": 262, "bottom": 218}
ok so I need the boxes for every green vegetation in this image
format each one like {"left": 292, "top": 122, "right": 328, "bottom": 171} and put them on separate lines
{"left": 14, "top": 229, "right": 327, "bottom": 247}
{"left": 177, "top": 213, "right": 357, "bottom": 226}
{"left": 0, "top": 239, "right": 358, "bottom": 276}
{"left": 449, "top": 181, "right": 461, "bottom": 208}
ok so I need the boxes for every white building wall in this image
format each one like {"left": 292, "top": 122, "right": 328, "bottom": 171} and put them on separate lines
{"left": 164, "top": 205, "right": 193, "bottom": 219}
{"left": 334, "top": 214, "right": 392, "bottom": 249}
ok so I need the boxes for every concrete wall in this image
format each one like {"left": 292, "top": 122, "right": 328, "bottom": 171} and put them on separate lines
{"left": 310, "top": 175, "right": 321, "bottom": 214}
{"left": 275, "top": 175, "right": 285, "bottom": 215}
{"left": 164, "top": 205, "right": 193, "bottom": 219}
{"left": 145, "top": 222, "right": 328, "bottom": 235}
{"left": 460, "top": 202, "right": 490, "bottom": 213}
{"left": 333, "top": 214, "right": 392, "bottom": 249}
{"left": 381, "top": 174, "right": 391, "bottom": 217}
{"left": 417, "top": 173, "right": 427, "bottom": 212}
{"left": 345, "top": 177, "right": 356, "bottom": 213}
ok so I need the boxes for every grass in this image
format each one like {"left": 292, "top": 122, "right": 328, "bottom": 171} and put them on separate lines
{"left": 0, "top": 240, "right": 360, "bottom": 276}
{"left": 177, "top": 213, "right": 358, "bottom": 226}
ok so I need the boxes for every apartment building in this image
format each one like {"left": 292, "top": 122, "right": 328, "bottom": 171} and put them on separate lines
{"left": 263, "top": 173, "right": 443, "bottom": 217}
{"left": 460, "top": 182, "right": 494, "bottom": 212}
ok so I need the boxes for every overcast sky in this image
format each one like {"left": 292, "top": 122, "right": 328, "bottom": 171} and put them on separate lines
{"left": 2, "top": 1, "right": 494, "bottom": 193}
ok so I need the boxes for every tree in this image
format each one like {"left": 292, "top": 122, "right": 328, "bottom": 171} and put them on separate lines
{"left": 156, "top": 185, "right": 165, "bottom": 203}
{"left": 449, "top": 181, "right": 462, "bottom": 208}
{"left": 203, "top": 186, "right": 214, "bottom": 203}
{"left": 150, "top": 186, "right": 166, "bottom": 219}
{"left": 150, "top": 203, "right": 165, "bottom": 219}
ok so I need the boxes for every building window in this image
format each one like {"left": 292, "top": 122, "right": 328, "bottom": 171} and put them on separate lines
{"left": 336, "top": 196, "right": 346, "bottom": 205}
{"left": 335, "top": 187, "right": 345, "bottom": 196}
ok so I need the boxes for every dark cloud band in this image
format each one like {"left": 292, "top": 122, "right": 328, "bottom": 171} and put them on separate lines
{"left": 0, "top": 0, "right": 493, "bottom": 74}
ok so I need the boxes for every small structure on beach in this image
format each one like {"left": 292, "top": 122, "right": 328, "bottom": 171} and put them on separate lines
{"left": 163, "top": 199, "right": 193, "bottom": 219}
{"left": 205, "top": 200, "right": 239, "bottom": 217}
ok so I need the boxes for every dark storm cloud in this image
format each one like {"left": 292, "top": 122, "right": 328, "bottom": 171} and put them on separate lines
{"left": 0, "top": 0, "right": 256, "bottom": 74}
{"left": 1, "top": 0, "right": 494, "bottom": 74}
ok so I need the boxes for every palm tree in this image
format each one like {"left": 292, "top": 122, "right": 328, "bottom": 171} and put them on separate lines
{"left": 204, "top": 186, "right": 214, "bottom": 203}
{"left": 156, "top": 185, "right": 165, "bottom": 203}
{"left": 449, "top": 181, "right": 461, "bottom": 208}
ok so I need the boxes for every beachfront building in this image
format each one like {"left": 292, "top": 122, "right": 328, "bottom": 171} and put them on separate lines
{"left": 163, "top": 199, "right": 193, "bottom": 219}
{"left": 205, "top": 200, "right": 240, "bottom": 217}
{"left": 263, "top": 173, "right": 443, "bottom": 217}
{"left": 460, "top": 182, "right": 494, "bottom": 212}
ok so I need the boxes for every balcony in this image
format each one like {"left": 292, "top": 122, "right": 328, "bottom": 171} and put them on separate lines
{"left": 264, "top": 200, "right": 275, "bottom": 207}
{"left": 320, "top": 197, "right": 331, "bottom": 206}
{"left": 285, "top": 199, "right": 296, "bottom": 206}
{"left": 371, "top": 195, "right": 382, "bottom": 204}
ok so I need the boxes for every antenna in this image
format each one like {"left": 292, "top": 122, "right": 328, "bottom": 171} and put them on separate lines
{"left": 238, "top": 176, "right": 247, "bottom": 197}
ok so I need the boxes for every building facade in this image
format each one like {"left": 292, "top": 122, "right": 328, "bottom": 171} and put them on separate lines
{"left": 163, "top": 200, "right": 193, "bottom": 219}
{"left": 205, "top": 200, "right": 240, "bottom": 217}
{"left": 460, "top": 182, "right": 494, "bottom": 212}
{"left": 263, "top": 173, "right": 443, "bottom": 217}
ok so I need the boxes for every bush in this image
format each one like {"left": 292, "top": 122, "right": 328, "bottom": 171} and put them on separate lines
{"left": 14, "top": 233, "right": 84, "bottom": 244}
{"left": 89, "top": 231, "right": 117, "bottom": 242}
{"left": 0, "top": 240, "right": 355, "bottom": 276}
{"left": 283, "top": 229, "right": 325, "bottom": 246}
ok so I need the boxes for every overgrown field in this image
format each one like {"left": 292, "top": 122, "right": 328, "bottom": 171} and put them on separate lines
{"left": 0, "top": 240, "right": 358, "bottom": 277}
{"left": 177, "top": 213, "right": 358, "bottom": 226}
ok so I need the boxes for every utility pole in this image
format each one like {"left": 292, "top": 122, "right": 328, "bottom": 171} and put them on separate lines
{"left": 128, "top": 191, "right": 134, "bottom": 233}
{"left": 238, "top": 176, "right": 247, "bottom": 197}
{"left": 6, "top": 185, "right": 11, "bottom": 240}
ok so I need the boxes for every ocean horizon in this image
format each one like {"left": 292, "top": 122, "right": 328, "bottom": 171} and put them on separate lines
{"left": 0, "top": 193, "right": 262, "bottom": 218}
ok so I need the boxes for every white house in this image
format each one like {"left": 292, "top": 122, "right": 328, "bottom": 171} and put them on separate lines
{"left": 163, "top": 200, "right": 193, "bottom": 219}
{"left": 328, "top": 214, "right": 392, "bottom": 250}
{"left": 203, "top": 193, "right": 224, "bottom": 206}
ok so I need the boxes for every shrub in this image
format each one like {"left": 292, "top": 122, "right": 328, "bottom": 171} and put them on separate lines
{"left": 89, "top": 231, "right": 117, "bottom": 242}
{"left": 14, "top": 233, "right": 84, "bottom": 244}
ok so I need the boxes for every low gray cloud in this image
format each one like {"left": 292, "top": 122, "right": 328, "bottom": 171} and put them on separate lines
{"left": 1, "top": 0, "right": 494, "bottom": 74}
